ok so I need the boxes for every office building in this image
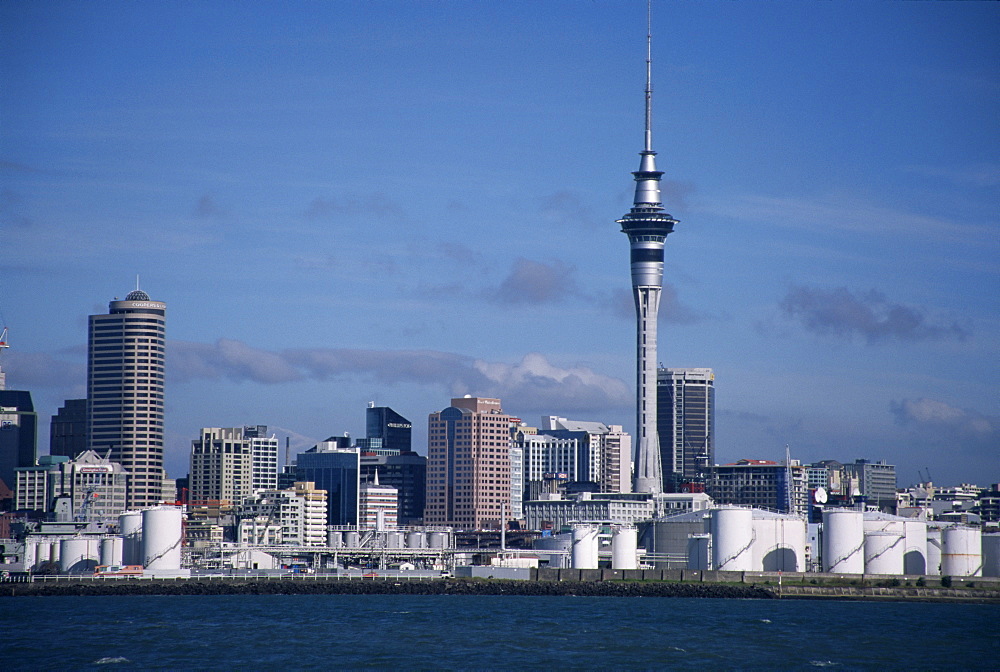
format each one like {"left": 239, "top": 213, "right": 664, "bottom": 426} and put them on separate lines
{"left": 617, "top": 28, "right": 679, "bottom": 494}
{"left": 87, "top": 288, "right": 166, "bottom": 508}
{"left": 359, "top": 451, "right": 426, "bottom": 526}
{"left": 243, "top": 425, "right": 279, "bottom": 493}
{"left": 844, "top": 459, "right": 897, "bottom": 512}
{"left": 424, "top": 396, "right": 513, "bottom": 530}
{"left": 49, "top": 399, "right": 88, "bottom": 459}
{"left": 237, "top": 481, "right": 327, "bottom": 546}
{"left": 189, "top": 427, "right": 254, "bottom": 505}
{"left": 296, "top": 439, "right": 360, "bottom": 526}
{"left": 0, "top": 390, "right": 37, "bottom": 497}
{"left": 707, "top": 459, "right": 809, "bottom": 516}
{"left": 356, "top": 404, "right": 412, "bottom": 455}
{"left": 358, "top": 471, "right": 398, "bottom": 530}
{"left": 537, "top": 416, "right": 632, "bottom": 494}
{"left": 15, "top": 450, "right": 128, "bottom": 521}
{"left": 656, "top": 368, "right": 714, "bottom": 491}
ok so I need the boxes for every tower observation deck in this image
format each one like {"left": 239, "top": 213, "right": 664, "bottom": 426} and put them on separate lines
{"left": 617, "top": 7, "right": 678, "bottom": 495}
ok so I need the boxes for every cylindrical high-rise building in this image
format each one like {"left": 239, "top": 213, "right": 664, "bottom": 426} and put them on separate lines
{"left": 88, "top": 287, "right": 166, "bottom": 509}
{"left": 618, "top": 18, "right": 678, "bottom": 494}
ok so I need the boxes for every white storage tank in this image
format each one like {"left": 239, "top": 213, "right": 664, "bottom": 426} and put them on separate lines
{"left": 926, "top": 527, "right": 943, "bottom": 576}
{"left": 752, "top": 511, "right": 806, "bottom": 572}
{"left": 903, "top": 520, "right": 928, "bottom": 575}
{"left": 571, "top": 525, "right": 599, "bottom": 569}
{"left": 611, "top": 526, "right": 638, "bottom": 570}
{"left": 142, "top": 506, "right": 183, "bottom": 570}
{"left": 942, "top": 525, "right": 982, "bottom": 577}
{"left": 823, "top": 508, "right": 864, "bottom": 573}
{"left": 100, "top": 537, "right": 123, "bottom": 567}
{"left": 428, "top": 531, "right": 449, "bottom": 549}
{"left": 386, "top": 531, "right": 405, "bottom": 549}
{"left": 406, "top": 531, "right": 426, "bottom": 549}
{"left": 982, "top": 533, "right": 1000, "bottom": 578}
{"left": 49, "top": 541, "right": 61, "bottom": 565}
{"left": 864, "top": 531, "right": 904, "bottom": 575}
{"left": 327, "top": 530, "right": 343, "bottom": 548}
{"left": 711, "top": 507, "right": 753, "bottom": 572}
{"left": 60, "top": 537, "right": 99, "bottom": 573}
{"left": 119, "top": 511, "right": 143, "bottom": 566}
{"left": 687, "top": 534, "right": 711, "bottom": 570}
{"left": 344, "top": 531, "right": 361, "bottom": 548}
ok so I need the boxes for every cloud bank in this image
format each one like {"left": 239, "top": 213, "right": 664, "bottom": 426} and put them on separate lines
{"left": 170, "top": 339, "right": 629, "bottom": 414}
{"left": 780, "top": 286, "right": 968, "bottom": 344}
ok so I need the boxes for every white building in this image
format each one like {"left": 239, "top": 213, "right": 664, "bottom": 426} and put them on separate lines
{"left": 514, "top": 417, "right": 632, "bottom": 495}
{"left": 15, "top": 451, "right": 128, "bottom": 521}
{"left": 190, "top": 427, "right": 254, "bottom": 505}
{"left": 524, "top": 492, "right": 654, "bottom": 532}
{"left": 237, "top": 481, "right": 327, "bottom": 546}
{"left": 358, "top": 471, "right": 398, "bottom": 530}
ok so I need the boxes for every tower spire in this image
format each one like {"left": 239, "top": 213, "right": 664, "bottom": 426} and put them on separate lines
{"left": 645, "top": 0, "right": 653, "bottom": 154}
{"left": 618, "top": 0, "right": 679, "bottom": 495}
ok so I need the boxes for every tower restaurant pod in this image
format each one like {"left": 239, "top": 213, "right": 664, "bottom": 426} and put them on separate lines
{"left": 822, "top": 508, "right": 864, "bottom": 574}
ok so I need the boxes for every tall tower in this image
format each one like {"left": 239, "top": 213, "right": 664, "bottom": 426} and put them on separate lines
{"left": 88, "top": 287, "right": 166, "bottom": 509}
{"left": 618, "top": 7, "right": 678, "bottom": 494}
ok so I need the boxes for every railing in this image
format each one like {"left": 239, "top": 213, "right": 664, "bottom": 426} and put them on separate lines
{"left": 2, "top": 571, "right": 445, "bottom": 584}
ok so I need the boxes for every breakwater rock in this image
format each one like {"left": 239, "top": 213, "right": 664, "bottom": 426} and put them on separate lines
{"left": 4, "top": 578, "right": 776, "bottom": 599}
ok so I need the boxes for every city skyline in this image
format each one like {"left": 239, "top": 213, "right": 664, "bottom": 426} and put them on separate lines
{"left": 1, "top": 2, "right": 997, "bottom": 487}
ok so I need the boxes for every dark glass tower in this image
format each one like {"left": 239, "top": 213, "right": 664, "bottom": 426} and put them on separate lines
{"left": 50, "top": 398, "right": 88, "bottom": 459}
{"left": 657, "top": 368, "right": 714, "bottom": 491}
{"left": 0, "top": 390, "right": 38, "bottom": 495}
{"left": 364, "top": 404, "right": 413, "bottom": 454}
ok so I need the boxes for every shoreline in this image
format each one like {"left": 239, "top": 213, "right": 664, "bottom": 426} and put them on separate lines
{"left": 4, "top": 577, "right": 998, "bottom": 603}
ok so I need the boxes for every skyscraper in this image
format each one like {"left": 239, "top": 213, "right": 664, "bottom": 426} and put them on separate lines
{"left": 657, "top": 367, "right": 714, "bottom": 491}
{"left": 360, "top": 404, "right": 412, "bottom": 455}
{"left": 617, "top": 13, "right": 678, "bottom": 494}
{"left": 49, "top": 398, "right": 88, "bottom": 459}
{"left": 87, "top": 288, "right": 166, "bottom": 509}
{"left": 0, "top": 390, "right": 38, "bottom": 497}
{"left": 296, "top": 439, "right": 360, "bottom": 526}
{"left": 424, "top": 396, "right": 513, "bottom": 530}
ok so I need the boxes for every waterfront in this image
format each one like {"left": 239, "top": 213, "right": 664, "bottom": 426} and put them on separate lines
{"left": 2, "top": 594, "right": 996, "bottom": 670}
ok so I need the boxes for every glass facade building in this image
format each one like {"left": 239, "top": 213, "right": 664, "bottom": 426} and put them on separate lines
{"left": 657, "top": 368, "right": 714, "bottom": 492}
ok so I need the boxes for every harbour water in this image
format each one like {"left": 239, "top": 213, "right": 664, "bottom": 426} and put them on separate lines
{"left": 2, "top": 594, "right": 997, "bottom": 670}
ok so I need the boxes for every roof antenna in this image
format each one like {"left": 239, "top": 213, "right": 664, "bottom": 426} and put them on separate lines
{"left": 645, "top": 0, "right": 653, "bottom": 153}
{"left": 136, "top": 274, "right": 141, "bottom": 291}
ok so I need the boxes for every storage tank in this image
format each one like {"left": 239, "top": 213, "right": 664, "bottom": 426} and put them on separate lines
{"left": 926, "top": 527, "right": 943, "bottom": 575}
{"left": 687, "top": 534, "right": 711, "bottom": 570}
{"left": 864, "top": 530, "right": 904, "bottom": 575}
{"left": 611, "top": 526, "right": 638, "bottom": 570}
{"left": 942, "top": 525, "right": 982, "bottom": 577}
{"left": 903, "top": 520, "right": 928, "bottom": 575}
{"left": 385, "top": 531, "right": 404, "bottom": 549}
{"left": 822, "top": 508, "right": 864, "bottom": 573}
{"left": 60, "top": 537, "right": 99, "bottom": 573}
{"left": 571, "top": 525, "right": 599, "bottom": 569}
{"left": 119, "top": 511, "right": 143, "bottom": 566}
{"left": 142, "top": 506, "right": 183, "bottom": 570}
{"left": 327, "top": 530, "right": 343, "bottom": 548}
{"left": 344, "top": 531, "right": 361, "bottom": 548}
{"left": 982, "top": 533, "right": 1000, "bottom": 578}
{"left": 428, "top": 531, "right": 449, "bottom": 549}
{"left": 49, "top": 541, "right": 61, "bottom": 565}
{"left": 100, "top": 537, "right": 123, "bottom": 567}
{"left": 406, "top": 531, "right": 426, "bottom": 549}
{"left": 752, "top": 512, "right": 806, "bottom": 572}
{"left": 711, "top": 507, "right": 753, "bottom": 572}
{"left": 645, "top": 511, "right": 712, "bottom": 569}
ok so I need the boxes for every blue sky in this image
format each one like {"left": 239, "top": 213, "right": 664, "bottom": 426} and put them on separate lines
{"left": 2, "top": 1, "right": 997, "bottom": 487}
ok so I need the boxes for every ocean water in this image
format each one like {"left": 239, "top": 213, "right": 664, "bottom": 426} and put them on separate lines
{"left": 2, "top": 595, "right": 997, "bottom": 670}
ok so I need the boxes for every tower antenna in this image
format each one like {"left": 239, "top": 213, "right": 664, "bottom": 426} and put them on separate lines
{"left": 645, "top": 0, "right": 653, "bottom": 153}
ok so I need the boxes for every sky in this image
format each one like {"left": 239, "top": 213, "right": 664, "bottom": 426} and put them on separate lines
{"left": 1, "top": 1, "right": 997, "bottom": 488}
